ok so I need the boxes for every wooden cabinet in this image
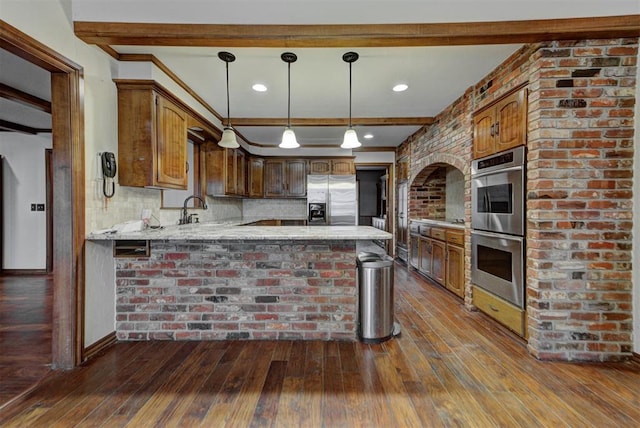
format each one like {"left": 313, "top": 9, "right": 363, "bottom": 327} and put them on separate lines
{"left": 308, "top": 158, "right": 355, "bottom": 175}
{"left": 248, "top": 156, "right": 264, "bottom": 197}
{"left": 116, "top": 83, "right": 188, "bottom": 189}
{"left": 446, "top": 229, "right": 465, "bottom": 298}
{"left": 264, "top": 159, "right": 307, "bottom": 198}
{"left": 473, "top": 87, "right": 527, "bottom": 159}
{"left": 206, "top": 145, "right": 246, "bottom": 196}
{"left": 413, "top": 223, "right": 465, "bottom": 300}
{"left": 396, "top": 181, "right": 408, "bottom": 259}
{"left": 473, "top": 286, "right": 525, "bottom": 336}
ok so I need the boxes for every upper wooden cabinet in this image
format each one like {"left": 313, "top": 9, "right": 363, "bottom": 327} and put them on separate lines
{"left": 116, "top": 82, "right": 188, "bottom": 189}
{"left": 264, "top": 159, "right": 307, "bottom": 198}
{"left": 308, "top": 158, "right": 355, "bottom": 175}
{"left": 248, "top": 156, "right": 265, "bottom": 197}
{"left": 206, "top": 145, "right": 246, "bottom": 197}
{"left": 473, "top": 87, "right": 527, "bottom": 159}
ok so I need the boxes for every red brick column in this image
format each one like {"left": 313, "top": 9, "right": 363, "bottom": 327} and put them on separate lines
{"left": 526, "top": 39, "right": 637, "bottom": 361}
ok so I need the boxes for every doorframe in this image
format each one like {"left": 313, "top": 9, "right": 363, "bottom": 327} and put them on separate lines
{"left": 45, "top": 148, "right": 53, "bottom": 273}
{"left": 1, "top": 22, "right": 85, "bottom": 369}
{"left": 355, "top": 162, "right": 395, "bottom": 255}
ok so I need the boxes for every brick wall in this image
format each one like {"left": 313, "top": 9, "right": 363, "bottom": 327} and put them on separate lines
{"left": 115, "top": 240, "right": 357, "bottom": 341}
{"left": 410, "top": 166, "right": 447, "bottom": 219}
{"left": 397, "top": 38, "right": 637, "bottom": 361}
{"left": 526, "top": 39, "right": 637, "bottom": 361}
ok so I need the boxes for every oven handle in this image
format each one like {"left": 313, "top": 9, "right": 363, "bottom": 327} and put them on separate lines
{"left": 471, "top": 164, "right": 523, "bottom": 179}
{"left": 471, "top": 229, "right": 524, "bottom": 242}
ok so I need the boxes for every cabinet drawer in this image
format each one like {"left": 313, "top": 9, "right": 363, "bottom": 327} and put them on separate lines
{"left": 473, "top": 286, "right": 525, "bottom": 336}
{"left": 430, "top": 227, "right": 446, "bottom": 241}
{"left": 409, "top": 222, "right": 420, "bottom": 235}
{"left": 446, "top": 229, "right": 464, "bottom": 246}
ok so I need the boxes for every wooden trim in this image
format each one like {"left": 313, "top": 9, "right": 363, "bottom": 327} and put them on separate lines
{"left": 1, "top": 21, "right": 86, "bottom": 369}
{"left": 0, "top": 119, "right": 51, "bottom": 135}
{"left": 0, "top": 269, "right": 49, "bottom": 275}
{"left": 82, "top": 332, "right": 117, "bottom": 362}
{"left": 353, "top": 146, "right": 397, "bottom": 153}
{"left": 0, "top": 82, "right": 51, "bottom": 113}
{"left": 97, "top": 44, "right": 120, "bottom": 60}
{"left": 232, "top": 117, "right": 434, "bottom": 127}
{"left": 73, "top": 15, "right": 640, "bottom": 48}
{"left": 45, "top": 149, "right": 52, "bottom": 273}
{"left": 119, "top": 54, "right": 224, "bottom": 123}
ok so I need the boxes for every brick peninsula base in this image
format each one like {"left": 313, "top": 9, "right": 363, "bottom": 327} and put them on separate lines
{"left": 115, "top": 240, "right": 358, "bottom": 341}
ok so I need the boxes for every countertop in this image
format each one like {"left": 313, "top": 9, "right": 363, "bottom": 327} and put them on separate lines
{"left": 87, "top": 218, "right": 393, "bottom": 241}
{"left": 409, "top": 218, "right": 466, "bottom": 230}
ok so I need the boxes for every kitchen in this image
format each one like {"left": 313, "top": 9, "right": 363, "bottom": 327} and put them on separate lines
{"left": 1, "top": 0, "right": 640, "bottom": 424}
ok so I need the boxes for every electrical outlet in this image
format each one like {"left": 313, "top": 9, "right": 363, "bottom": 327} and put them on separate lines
{"left": 31, "top": 204, "right": 37, "bottom": 211}
{"left": 37, "top": 204, "right": 45, "bottom": 211}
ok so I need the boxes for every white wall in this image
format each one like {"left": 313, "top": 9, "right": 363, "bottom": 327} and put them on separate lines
{"left": 0, "top": 134, "right": 52, "bottom": 269}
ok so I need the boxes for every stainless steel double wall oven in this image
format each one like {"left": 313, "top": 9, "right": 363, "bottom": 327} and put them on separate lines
{"left": 471, "top": 146, "right": 526, "bottom": 308}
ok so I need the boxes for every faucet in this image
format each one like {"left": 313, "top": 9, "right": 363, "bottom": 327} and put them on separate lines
{"left": 179, "top": 196, "right": 208, "bottom": 225}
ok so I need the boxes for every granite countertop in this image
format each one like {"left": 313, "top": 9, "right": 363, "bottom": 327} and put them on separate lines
{"left": 87, "top": 218, "right": 393, "bottom": 241}
{"left": 409, "top": 218, "right": 466, "bottom": 230}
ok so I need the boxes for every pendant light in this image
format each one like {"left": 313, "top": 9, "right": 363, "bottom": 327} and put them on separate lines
{"left": 341, "top": 51, "right": 361, "bottom": 149}
{"left": 217, "top": 51, "right": 239, "bottom": 149}
{"left": 279, "top": 52, "right": 300, "bottom": 149}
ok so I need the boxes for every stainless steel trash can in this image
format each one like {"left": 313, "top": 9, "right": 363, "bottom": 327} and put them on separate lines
{"left": 357, "top": 252, "right": 396, "bottom": 343}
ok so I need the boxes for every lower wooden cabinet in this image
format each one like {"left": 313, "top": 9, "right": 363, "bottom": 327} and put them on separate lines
{"left": 412, "top": 223, "right": 465, "bottom": 300}
{"left": 473, "top": 286, "right": 525, "bottom": 337}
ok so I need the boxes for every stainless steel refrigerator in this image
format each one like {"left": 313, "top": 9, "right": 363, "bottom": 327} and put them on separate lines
{"left": 307, "top": 175, "right": 358, "bottom": 225}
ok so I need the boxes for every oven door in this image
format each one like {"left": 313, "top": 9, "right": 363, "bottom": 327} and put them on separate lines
{"left": 471, "top": 165, "right": 524, "bottom": 236}
{"left": 471, "top": 230, "right": 524, "bottom": 308}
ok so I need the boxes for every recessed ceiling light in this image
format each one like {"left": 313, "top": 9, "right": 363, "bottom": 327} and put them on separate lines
{"left": 393, "top": 84, "right": 408, "bottom": 92}
{"left": 364, "top": 133, "right": 374, "bottom": 139}
{"left": 252, "top": 83, "right": 267, "bottom": 92}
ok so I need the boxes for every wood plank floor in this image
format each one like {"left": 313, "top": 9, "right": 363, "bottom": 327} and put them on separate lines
{"left": 0, "top": 275, "right": 52, "bottom": 407}
{"left": 1, "top": 266, "right": 639, "bottom": 427}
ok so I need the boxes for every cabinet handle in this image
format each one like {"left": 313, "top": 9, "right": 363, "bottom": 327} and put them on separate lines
{"left": 490, "top": 124, "right": 494, "bottom": 137}
{"left": 488, "top": 304, "right": 499, "bottom": 312}
{"left": 186, "top": 161, "right": 189, "bottom": 173}
{"left": 495, "top": 121, "right": 500, "bottom": 136}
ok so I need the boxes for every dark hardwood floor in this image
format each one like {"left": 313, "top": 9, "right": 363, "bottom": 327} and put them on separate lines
{"left": 0, "top": 275, "right": 52, "bottom": 407}
{"left": 1, "top": 266, "right": 639, "bottom": 426}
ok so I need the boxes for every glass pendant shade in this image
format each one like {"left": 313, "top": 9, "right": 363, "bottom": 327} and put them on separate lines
{"left": 219, "top": 126, "right": 239, "bottom": 148}
{"left": 341, "top": 127, "right": 361, "bottom": 149}
{"left": 279, "top": 127, "right": 299, "bottom": 149}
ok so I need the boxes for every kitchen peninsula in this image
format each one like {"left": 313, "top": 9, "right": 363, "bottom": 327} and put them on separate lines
{"left": 85, "top": 222, "right": 391, "bottom": 348}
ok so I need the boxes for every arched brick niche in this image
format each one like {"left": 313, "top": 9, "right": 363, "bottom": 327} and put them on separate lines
{"left": 409, "top": 156, "right": 467, "bottom": 222}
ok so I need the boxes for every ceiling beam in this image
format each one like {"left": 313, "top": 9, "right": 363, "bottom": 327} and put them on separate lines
{"left": 74, "top": 15, "right": 640, "bottom": 47}
{"left": 0, "top": 119, "right": 51, "bottom": 134}
{"left": 231, "top": 117, "right": 434, "bottom": 127}
{"left": 0, "top": 82, "right": 51, "bottom": 113}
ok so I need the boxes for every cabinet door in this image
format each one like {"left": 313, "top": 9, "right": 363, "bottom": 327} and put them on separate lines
{"left": 410, "top": 236, "right": 420, "bottom": 269}
{"left": 309, "top": 159, "right": 331, "bottom": 175}
{"left": 397, "top": 182, "right": 408, "bottom": 246}
{"left": 236, "top": 150, "right": 246, "bottom": 196}
{"left": 248, "top": 156, "right": 264, "bottom": 197}
{"left": 472, "top": 109, "right": 495, "bottom": 160}
{"left": 431, "top": 239, "right": 446, "bottom": 285}
{"left": 419, "top": 237, "right": 432, "bottom": 276}
{"left": 495, "top": 88, "right": 527, "bottom": 153}
{"left": 156, "top": 96, "right": 188, "bottom": 188}
{"left": 264, "top": 160, "right": 285, "bottom": 197}
{"left": 286, "top": 159, "right": 307, "bottom": 197}
{"left": 331, "top": 159, "right": 355, "bottom": 175}
{"left": 446, "top": 244, "right": 465, "bottom": 298}
{"left": 224, "top": 148, "right": 235, "bottom": 194}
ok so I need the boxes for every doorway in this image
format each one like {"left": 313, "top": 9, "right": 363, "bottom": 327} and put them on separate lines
{"left": 1, "top": 21, "right": 85, "bottom": 372}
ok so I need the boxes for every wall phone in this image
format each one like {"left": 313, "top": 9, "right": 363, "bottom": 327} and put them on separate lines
{"left": 101, "top": 152, "right": 116, "bottom": 198}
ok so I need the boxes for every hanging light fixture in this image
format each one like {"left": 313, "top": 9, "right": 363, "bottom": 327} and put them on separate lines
{"left": 341, "top": 51, "right": 361, "bottom": 149}
{"left": 217, "top": 51, "right": 239, "bottom": 149}
{"left": 279, "top": 52, "right": 300, "bottom": 149}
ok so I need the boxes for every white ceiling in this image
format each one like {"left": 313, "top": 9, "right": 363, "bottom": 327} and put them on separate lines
{"left": 2, "top": 0, "right": 638, "bottom": 149}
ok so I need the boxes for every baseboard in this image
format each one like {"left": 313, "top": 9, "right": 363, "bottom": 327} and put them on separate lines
{"left": 632, "top": 352, "right": 640, "bottom": 364}
{"left": 1, "top": 269, "right": 49, "bottom": 275}
{"left": 82, "top": 332, "right": 117, "bottom": 362}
